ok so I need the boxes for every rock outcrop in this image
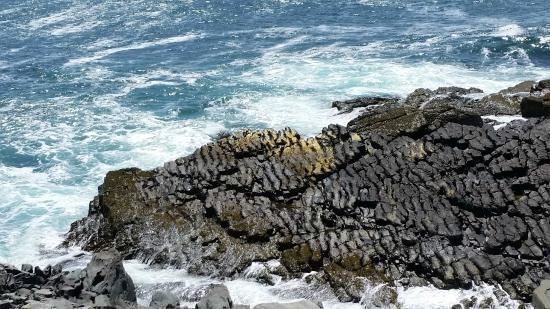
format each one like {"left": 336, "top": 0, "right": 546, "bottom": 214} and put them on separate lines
{"left": 64, "top": 81, "right": 550, "bottom": 303}
{"left": 0, "top": 250, "right": 137, "bottom": 308}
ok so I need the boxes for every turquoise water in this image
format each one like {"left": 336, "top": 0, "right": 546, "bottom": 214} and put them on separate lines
{"left": 1, "top": 0, "right": 549, "bottom": 264}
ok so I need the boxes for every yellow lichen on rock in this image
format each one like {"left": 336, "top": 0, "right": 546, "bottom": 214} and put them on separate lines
{"left": 224, "top": 128, "right": 337, "bottom": 177}
{"left": 405, "top": 142, "right": 427, "bottom": 160}
{"left": 276, "top": 136, "right": 336, "bottom": 176}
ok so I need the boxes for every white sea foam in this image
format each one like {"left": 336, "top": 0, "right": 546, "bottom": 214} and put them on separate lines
{"left": 482, "top": 115, "right": 527, "bottom": 130}
{"left": 28, "top": 10, "right": 77, "bottom": 30}
{"left": 244, "top": 43, "right": 548, "bottom": 96}
{"left": 123, "top": 259, "right": 526, "bottom": 309}
{"left": 50, "top": 20, "right": 102, "bottom": 36}
{"left": 0, "top": 89, "right": 220, "bottom": 266}
{"left": 66, "top": 34, "right": 201, "bottom": 66}
{"left": 540, "top": 36, "right": 550, "bottom": 44}
{"left": 0, "top": 164, "right": 91, "bottom": 265}
{"left": 494, "top": 24, "right": 526, "bottom": 38}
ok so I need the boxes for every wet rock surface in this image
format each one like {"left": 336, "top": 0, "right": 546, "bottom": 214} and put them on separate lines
{"left": 0, "top": 250, "right": 137, "bottom": 308}
{"left": 63, "top": 81, "right": 550, "bottom": 303}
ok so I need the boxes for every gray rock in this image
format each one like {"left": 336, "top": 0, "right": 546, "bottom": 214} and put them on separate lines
{"left": 33, "top": 267, "right": 44, "bottom": 278}
{"left": 0, "top": 300, "right": 12, "bottom": 309}
{"left": 195, "top": 284, "right": 232, "bottom": 309}
{"left": 533, "top": 280, "right": 550, "bottom": 309}
{"left": 521, "top": 95, "right": 550, "bottom": 117}
{"left": 362, "top": 285, "right": 400, "bottom": 308}
{"left": 94, "top": 294, "right": 115, "bottom": 308}
{"left": 51, "top": 264, "right": 62, "bottom": 276}
{"left": 332, "top": 96, "right": 399, "bottom": 113}
{"left": 149, "top": 291, "right": 180, "bottom": 309}
{"left": 34, "top": 288, "right": 54, "bottom": 299}
{"left": 0, "top": 268, "right": 14, "bottom": 292}
{"left": 16, "top": 288, "right": 32, "bottom": 297}
{"left": 83, "top": 249, "right": 136, "bottom": 307}
{"left": 253, "top": 300, "right": 320, "bottom": 309}
{"left": 22, "top": 298, "right": 74, "bottom": 309}
{"left": 21, "top": 264, "right": 33, "bottom": 274}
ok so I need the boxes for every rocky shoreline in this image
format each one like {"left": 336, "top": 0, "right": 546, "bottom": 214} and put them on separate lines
{"left": 3, "top": 80, "right": 550, "bottom": 308}
{"left": 0, "top": 250, "right": 325, "bottom": 309}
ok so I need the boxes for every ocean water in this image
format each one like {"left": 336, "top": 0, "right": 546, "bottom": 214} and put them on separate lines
{"left": 0, "top": 0, "right": 549, "bottom": 307}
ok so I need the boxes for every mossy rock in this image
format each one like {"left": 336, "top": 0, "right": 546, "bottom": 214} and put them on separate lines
{"left": 101, "top": 168, "right": 154, "bottom": 227}
{"left": 324, "top": 263, "right": 366, "bottom": 302}
{"left": 280, "top": 243, "right": 321, "bottom": 273}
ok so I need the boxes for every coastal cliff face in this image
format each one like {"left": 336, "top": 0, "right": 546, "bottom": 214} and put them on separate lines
{"left": 65, "top": 81, "right": 550, "bottom": 303}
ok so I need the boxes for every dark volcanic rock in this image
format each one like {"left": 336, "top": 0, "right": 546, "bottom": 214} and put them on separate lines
{"left": 347, "top": 105, "right": 483, "bottom": 136}
{"left": 64, "top": 82, "right": 550, "bottom": 303}
{"left": 332, "top": 96, "right": 399, "bottom": 113}
{"left": 0, "top": 250, "right": 137, "bottom": 308}
{"left": 521, "top": 94, "right": 550, "bottom": 117}
{"left": 83, "top": 249, "right": 136, "bottom": 307}
{"left": 334, "top": 81, "right": 546, "bottom": 119}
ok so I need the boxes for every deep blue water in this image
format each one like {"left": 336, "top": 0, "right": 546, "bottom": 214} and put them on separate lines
{"left": 0, "top": 0, "right": 549, "bottom": 264}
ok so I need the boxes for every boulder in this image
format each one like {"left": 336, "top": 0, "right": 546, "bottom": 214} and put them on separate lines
{"left": 533, "top": 79, "right": 550, "bottom": 93}
{"left": 33, "top": 288, "right": 54, "bottom": 299}
{"left": 195, "top": 284, "right": 232, "bottom": 309}
{"left": 499, "top": 80, "right": 535, "bottom": 95}
{"left": 94, "top": 294, "right": 115, "bottom": 308}
{"left": 149, "top": 291, "right": 180, "bottom": 309}
{"left": 533, "top": 280, "right": 550, "bottom": 309}
{"left": 520, "top": 95, "right": 550, "bottom": 117}
{"left": 0, "top": 267, "right": 14, "bottom": 292}
{"left": 361, "top": 285, "right": 400, "bottom": 309}
{"left": 0, "top": 300, "right": 12, "bottom": 309}
{"left": 82, "top": 249, "right": 136, "bottom": 307}
{"left": 21, "top": 265, "right": 33, "bottom": 274}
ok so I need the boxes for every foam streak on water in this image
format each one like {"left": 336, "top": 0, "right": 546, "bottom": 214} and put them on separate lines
{"left": 1, "top": 0, "right": 549, "bottom": 307}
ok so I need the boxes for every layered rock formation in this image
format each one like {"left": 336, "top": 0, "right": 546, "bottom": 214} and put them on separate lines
{"left": 64, "top": 80, "right": 550, "bottom": 303}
